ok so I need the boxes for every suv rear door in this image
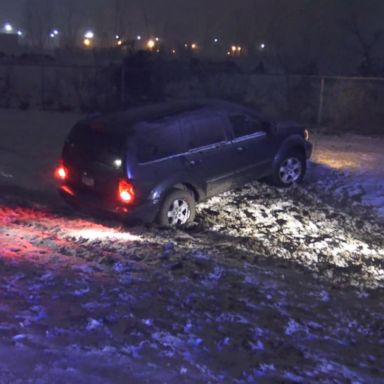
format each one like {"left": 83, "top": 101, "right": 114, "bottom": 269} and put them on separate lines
{"left": 179, "top": 112, "right": 235, "bottom": 197}
{"left": 132, "top": 117, "right": 185, "bottom": 202}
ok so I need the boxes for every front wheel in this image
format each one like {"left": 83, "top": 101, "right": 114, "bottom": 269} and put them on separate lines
{"left": 269, "top": 152, "right": 306, "bottom": 188}
{"left": 157, "top": 189, "right": 196, "bottom": 227}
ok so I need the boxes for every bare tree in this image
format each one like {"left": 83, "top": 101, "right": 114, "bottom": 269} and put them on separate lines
{"left": 23, "top": 0, "right": 53, "bottom": 51}
{"left": 343, "top": 13, "right": 383, "bottom": 75}
{"left": 60, "top": 0, "right": 84, "bottom": 49}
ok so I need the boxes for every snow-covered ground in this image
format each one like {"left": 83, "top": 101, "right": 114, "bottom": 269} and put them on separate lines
{"left": 0, "top": 110, "right": 383, "bottom": 383}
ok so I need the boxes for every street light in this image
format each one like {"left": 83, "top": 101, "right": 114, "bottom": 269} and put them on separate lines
{"left": 4, "top": 23, "right": 13, "bottom": 33}
{"left": 260, "top": 43, "right": 266, "bottom": 49}
{"left": 146, "top": 39, "right": 155, "bottom": 49}
{"left": 83, "top": 31, "right": 94, "bottom": 47}
{"left": 84, "top": 31, "right": 94, "bottom": 39}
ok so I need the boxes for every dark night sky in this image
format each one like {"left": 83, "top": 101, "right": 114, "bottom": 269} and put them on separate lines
{"left": 1, "top": 0, "right": 24, "bottom": 22}
{"left": 1, "top": 0, "right": 384, "bottom": 73}
{"left": 1, "top": 1, "right": 383, "bottom": 34}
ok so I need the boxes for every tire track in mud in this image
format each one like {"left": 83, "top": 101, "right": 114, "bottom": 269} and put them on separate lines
{"left": 1, "top": 179, "right": 384, "bottom": 288}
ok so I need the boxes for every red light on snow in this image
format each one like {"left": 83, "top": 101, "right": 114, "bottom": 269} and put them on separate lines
{"left": 54, "top": 164, "right": 69, "bottom": 181}
{"left": 118, "top": 179, "right": 135, "bottom": 204}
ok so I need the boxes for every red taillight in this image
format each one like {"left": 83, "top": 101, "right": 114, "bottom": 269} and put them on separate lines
{"left": 60, "top": 185, "right": 75, "bottom": 197}
{"left": 118, "top": 179, "right": 135, "bottom": 204}
{"left": 54, "top": 163, "right": 69, "bottom": 181}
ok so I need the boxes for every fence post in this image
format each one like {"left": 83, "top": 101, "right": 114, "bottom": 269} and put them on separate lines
{"left": 40, "top": 65, "right": 45, "bottom": 110}
{"left": 121, "top": 65, "right": 125, "bottom": 107}
{"left": 317, "top": 77, "right": 325, "bottom": 126}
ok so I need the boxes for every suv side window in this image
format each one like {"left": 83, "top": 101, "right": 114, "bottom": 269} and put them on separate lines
{"left": 182, "top": 116, "right": 226, "bottom": 150}
{"left": 229, "top": 114, "right": 265, "bottom": 138}
{"left": 136, "top": 120, "right": 182, "bottom": 163}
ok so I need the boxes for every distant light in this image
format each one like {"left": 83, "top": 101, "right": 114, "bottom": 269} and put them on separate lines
{"left": 213, "top": 38, "right": 219, "bottom": 43}
{"left": 155, "top": 37, "right": 159, "bottom": 42}
{"left": 191, "top": 43, "right": 197, "bottom": 50}
{"left": 227, "top": 51, "right": 231, "bottom": 56}
{"left": 53, "top": 29, "right": 59, "bottom": 36}
{"left": 4, "top": 23, "right": 13, "bottom": 33}
{"left": 117, "top": 40, "right": 123, "bottom": 46}
{"left": 84, "top": 31, "right": 94, "bottom": 39}
{"left": 17, "top": 30, "right": 23, "bottom": 36}
{"left": 237, "top": 46, "right": 242, "bottom": 52}
{"left": 115, "top": 34, "right": 120, "bottom": 40}
{"left": 184, "top": 43, "right": 188, "bottom": 48}
{"left": 231, "top": 45, "right": 237, "bottom": 52}
{"left": 136, "top": 35, "right": 141, "bottom": 40}
{"left": 172, "top": 49, "right": 176, "bottom": 54}
{"left": 50, "top": 33, "right": 55, "bottom": 38}
{"left": 147, "top": 39, "right": 155, "bottom": 49}
{"left": 260, "top": 43, "right": 266, "bottom": 49}
{"left": 83, "top": 38, "right": 91, "bottom": 47}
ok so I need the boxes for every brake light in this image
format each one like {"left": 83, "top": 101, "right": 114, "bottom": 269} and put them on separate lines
{"left": 118, "top": 179, "right": 135, "bottom": 204}
{"left": 60, "top": 185, "right": 75, "bottom": 197}
{"left": 54, "top": 163, "right": 69, "bottom": 181}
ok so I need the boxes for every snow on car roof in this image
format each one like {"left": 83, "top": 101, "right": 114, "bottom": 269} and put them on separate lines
{"left": 79, "top": 99, "right": 250, "bottom": 134}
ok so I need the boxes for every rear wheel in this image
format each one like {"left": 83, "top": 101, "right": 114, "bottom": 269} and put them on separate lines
{"left": 157, "top": 189, "right": 196, "bottom": 227}
{"left": 270, "top": 151, "right": 306, "bottom": 187}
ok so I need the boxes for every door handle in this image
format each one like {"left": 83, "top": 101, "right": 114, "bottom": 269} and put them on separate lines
{"left": 182, "top": 157, "right": 202, "bottom": 166}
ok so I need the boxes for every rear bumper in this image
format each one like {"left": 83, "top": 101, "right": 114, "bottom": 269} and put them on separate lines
{"left": 59, "top": 185, "right": 160, "bottom": 224}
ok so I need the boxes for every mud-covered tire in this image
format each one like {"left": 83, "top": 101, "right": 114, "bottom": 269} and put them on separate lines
{"left": 269, "top": 151, "right": 306, "bottom": 188}
{"left": 157, "top": 189, "right": 196, "bottom": 227}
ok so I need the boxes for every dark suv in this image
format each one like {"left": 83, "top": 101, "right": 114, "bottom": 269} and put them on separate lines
{"left": 55, "top": 100, "right": 312, "bottom": 226}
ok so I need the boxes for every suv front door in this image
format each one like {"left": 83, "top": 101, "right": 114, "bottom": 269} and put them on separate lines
{"left": 227, "top": 113, "right": 274, "bottom": 182}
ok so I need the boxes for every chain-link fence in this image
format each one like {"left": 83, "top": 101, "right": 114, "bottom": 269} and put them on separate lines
{"left": 1, "top": 62, "right": 384, "bottom": 134}
{"left": 0, "top": 63, "right": 120, "bottom": 112}
{"left": 166, "top": 73, "right": 384, "bottom": 135}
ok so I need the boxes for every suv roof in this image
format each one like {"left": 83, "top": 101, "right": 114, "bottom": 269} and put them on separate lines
{"left": 77, "top": 100, "right": 253, "bottom": 135}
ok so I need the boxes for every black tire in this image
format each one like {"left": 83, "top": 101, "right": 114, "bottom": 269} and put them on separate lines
{"left": 157, "top": 189, "right": 196, "bottom": 227}
{"left": 269, "top": 151, "right": 306, "bottom": 188}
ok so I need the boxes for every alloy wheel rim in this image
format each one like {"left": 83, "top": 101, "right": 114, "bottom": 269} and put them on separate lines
{"left": 279, "top": 157, "right": 302, "bottom": 184}
{"left": 167, "top": 199, "right": 191, "bottom": 225}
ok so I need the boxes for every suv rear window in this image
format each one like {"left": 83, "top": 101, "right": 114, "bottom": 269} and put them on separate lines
{"left": 65, "top": 123, "right": 125, "bottom": 165}
{"left": 136, "top": 120, "right": 182, "bottom": 163}
{"left": 182, "top": 116, "right": 226, "bottom": 150}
